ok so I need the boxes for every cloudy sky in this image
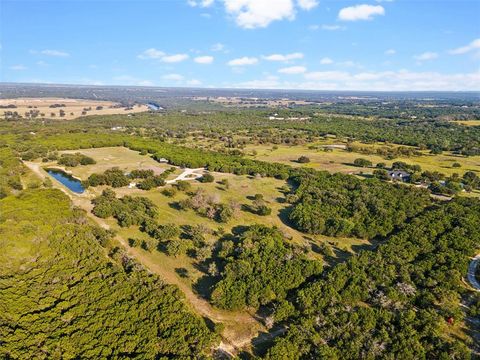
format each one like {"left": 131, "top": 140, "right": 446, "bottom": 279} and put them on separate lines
{"left": 1, "top": 0, "right": 479, "bottom": 91}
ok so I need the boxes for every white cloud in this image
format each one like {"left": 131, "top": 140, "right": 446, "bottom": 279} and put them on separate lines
{"left": 162, "top": 73, "right": 185, "bottom": 81}
{"left": 297, "top": 0, "right": 318, "bottom": 11}
{"left": 236, "top": 77, "right": 280, "bottom": 88}
{"left": 320, "top": 57, "right": 333, "bottom": 65}
{"left": 321, "top": 24, "right": 345, "bottom": 31}
{"left": 263, "top": 52, "right": 303, "bottom": 62}
{"left": 187, "top": 0, "right": 214, "bottom": 7}
{"left": 223, "top": 0, "right": 295, "bottom": 29}
{"left": 161, "top": 54, "right": 189, "bottom": 63}
{"left": 187, "top": 79, "right": 202, "bottom": 86}
{"left": 413, "top": 52, "right": 438, "bottom": 61}
{"left": 338, "top": 60, "right": 362, "bottom": 68}
{"left": 304, "top": 71, "right": 351, "bottom": 81}
{"left": 194, "top": 55, "right": 214, "bottom": 64}
{"left": 385, "top": 49, "right": 396, "bottom": 55}
{"left": 227, "top": 56, "right": 258, "bottom": 66}
{"left": 137, "top": 80, "right": 154, "bottom": 86}
{"left": 10, "top": 64, "right": 27, "bottom": 70}
{"left": 112, "top": 75, "right": 152, "bottom": 86}
{"left": 32, "top": 49, "right": 70, "bottom": 57}
{"left": 137, "top": 49, "right": 189, "bottom": 63}
{"left": 278, "top": 65, "right": 307, "bottom": 74}
{"left": 137, "top": 48, "right": 165, "bottom": 59}
{"left": 211, "top": 43, "right": 225, "bottom": 52}
{"left": 338, "top": 4, "right": 385, "bottom": 21}
{"left": 233, "top": 70, "right": 480, "bottom": 91}
{"left": 305, "top": 70, "right": 480, "bottom": 91}
{"left": 449, "top": 38, "right": 480, "bottom": 55}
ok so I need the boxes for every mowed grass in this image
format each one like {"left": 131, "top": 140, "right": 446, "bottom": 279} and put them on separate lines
{"left": 244, "top": 142, "right": 480, "bottom": 176}
{"left": 59, "top": 147, "right": 171, "bottom": 178}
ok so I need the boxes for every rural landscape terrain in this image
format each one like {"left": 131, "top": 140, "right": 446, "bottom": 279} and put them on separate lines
{"left": 2, "top": 0, "right": 479, "bottom": 358}
{"left": 1, "top": 83, "right": 479, "bottom": 358}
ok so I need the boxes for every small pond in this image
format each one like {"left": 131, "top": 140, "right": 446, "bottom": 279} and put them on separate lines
{"left": 46, "top": 168, "right": 85, "bottom": 194}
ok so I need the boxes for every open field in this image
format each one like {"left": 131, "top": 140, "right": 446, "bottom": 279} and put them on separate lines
{"left": 58, "top": 147, "right": 172, "bottom": 178}
{"left": 0, "top": 97, "right": 148, "bottom": 119}
{"left": 55, "top": 146, "right": 368, "bottom": 253}
{"left": 454, "top": 120, "right": 480, "bottom": 127}
{"left": 192, "top": 96, "right": 316, "bottom": 108}
{"left": 244, "top": 142, "right": 480, "bottom": 176}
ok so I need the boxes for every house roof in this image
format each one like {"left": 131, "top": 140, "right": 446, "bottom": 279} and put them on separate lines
{"left": 388, "top": 170, "right": 410, "bottom": 177}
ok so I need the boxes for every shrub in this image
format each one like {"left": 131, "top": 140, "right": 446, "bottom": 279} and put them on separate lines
{"left": 199, "top": 173, "right": 215, "bottom": 183}
{"left": 353, "top": 158, "right": 372, "bottom": 167}
{"left": 174, "top": 180, "right": 191, "bottom": 191}
{"left": 162, "top": 187, "right": 177, "bottom": 197}
{"left": 297, "top": 156, "right": 310, "bottom": 163}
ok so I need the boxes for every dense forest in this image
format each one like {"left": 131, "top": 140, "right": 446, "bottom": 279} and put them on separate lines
{"left": 265, "top": 198, "right": 480, "bottom": 359}
{"left": 0, "top": 189, "right": 216, "bottom": 358}
{"left": 288, "top": 169, "right": 431, "bottom": 238}
{"left": 210, "top": 225, "right": 322, "bottom": 311}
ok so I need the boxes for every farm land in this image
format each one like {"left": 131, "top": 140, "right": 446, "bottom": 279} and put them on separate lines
{"left": 0, "top": 97, "right": 148, "bottom": 120}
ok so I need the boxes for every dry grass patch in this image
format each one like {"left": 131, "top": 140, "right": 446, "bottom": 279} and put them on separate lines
{"left": 0, "top": 97, "right": 148, "bottom": 120}
{"left": 58, "top": 147, "right": 171, "bottom": 178}
{"left": 245, "top": 143, "right": 480, "bottom": 176}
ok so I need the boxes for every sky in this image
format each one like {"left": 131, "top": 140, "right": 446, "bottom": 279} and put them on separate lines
{"left": 1, "top": 0, "right": 479, "bottom": 91}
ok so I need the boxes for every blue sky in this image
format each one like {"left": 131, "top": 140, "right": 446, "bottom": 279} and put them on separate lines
{"left": 1, "top": 0, "right": 479, "bottom": 90}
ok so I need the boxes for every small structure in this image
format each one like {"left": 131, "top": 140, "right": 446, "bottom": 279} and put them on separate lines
{"left": 128, "top": 182, "right": 137, "bottom": 189}
{"left": 388, "top": 170, "right": 410, "bottom": 182}
{"left": 157, "top": 158, "right": 169, "bottom": 163}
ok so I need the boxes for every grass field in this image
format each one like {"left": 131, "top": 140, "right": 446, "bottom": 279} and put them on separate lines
{"left": 36, "top": 145, "right": 368, "bottom": 254}
{"left": 58, "top": 147, "right": 171, "bottom": 178}
{"left": 244, "top": 142, "right": 480, "bottom": 176}
{"left": 0, "top": 97, "right": 148, "bottom": 120}
{"left": 452, "top": 120, "right": 480, "bottom": 127}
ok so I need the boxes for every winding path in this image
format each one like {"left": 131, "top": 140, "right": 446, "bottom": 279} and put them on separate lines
{"left": 467, "top": 255, "right": 480, "bottom": 291}
{"left": 165, "top": 168, "right": 205, "bottom": 184}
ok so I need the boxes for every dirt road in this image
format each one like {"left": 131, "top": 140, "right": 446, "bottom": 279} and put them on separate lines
{"left": 467, "top": 255, "right": 480, "bottom": 291}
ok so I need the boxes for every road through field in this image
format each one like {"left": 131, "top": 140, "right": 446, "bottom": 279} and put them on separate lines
{"left": 467, "top": 255, "right": 480, "bottom": 291}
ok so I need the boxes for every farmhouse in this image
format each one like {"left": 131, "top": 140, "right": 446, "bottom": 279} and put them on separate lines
{"left": 388, "top": 170, "right": 410, "bottom": 182}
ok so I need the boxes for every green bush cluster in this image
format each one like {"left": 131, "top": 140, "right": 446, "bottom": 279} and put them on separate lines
{"left": 57, "top": 152, "right": 96, "bottom": 167}
{"left": 265, "top": 198, "right": 480, "bottom": 359}
{"left": 0, "top": 189, "right": 216, "bottom": 358}
{"left": 210, "top": 225, "right": 322, "bottom": 311}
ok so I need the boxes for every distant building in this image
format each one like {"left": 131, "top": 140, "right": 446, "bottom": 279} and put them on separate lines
{"left": 158, "top": 158, "right": 169, "bottom": 163}
{"left": 388, "top": 170, "right": 410, "bottom": 182}
{"left": 147, "top": 103, "right": 164, "bottom": 111}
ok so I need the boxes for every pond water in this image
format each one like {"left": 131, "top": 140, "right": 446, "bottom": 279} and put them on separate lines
{"left": 46, "top": 169, "right": 85, "bottom": 194}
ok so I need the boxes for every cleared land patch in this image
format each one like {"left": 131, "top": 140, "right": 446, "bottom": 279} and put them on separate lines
{"left": 58, "top": 147, "right": 171, "bottom": 178}
{"left": 244, "top": 142, "right": 480, "bottom": 176}
{"left": 0, "top": 97, "right": 148, "bottom": 120}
